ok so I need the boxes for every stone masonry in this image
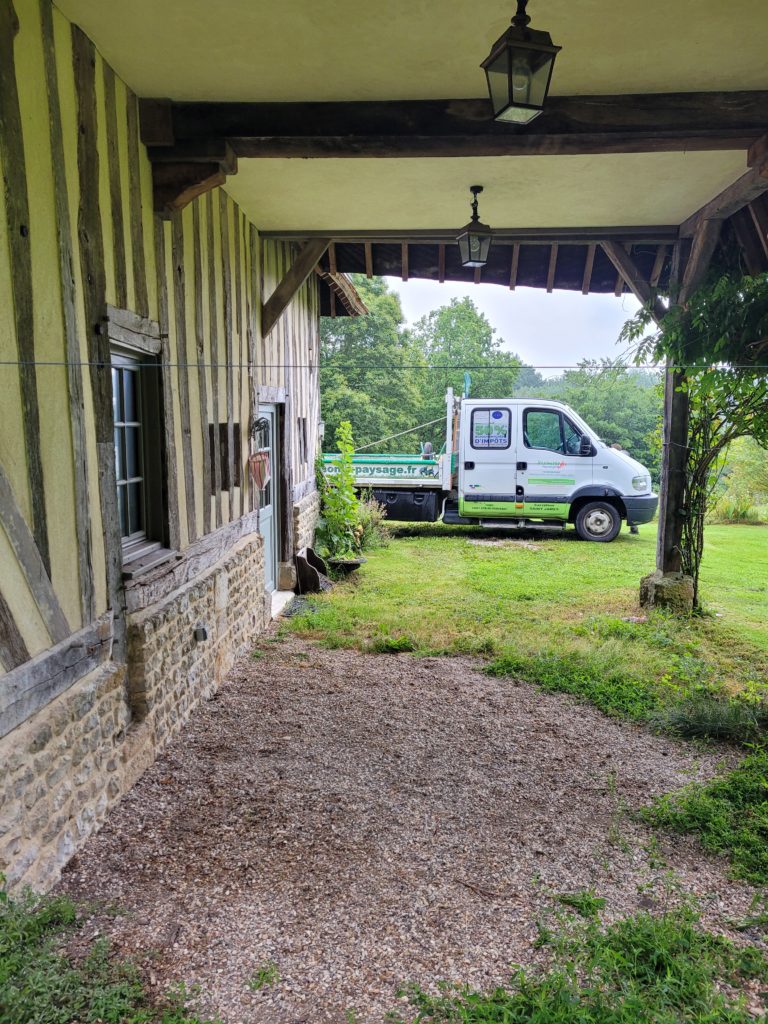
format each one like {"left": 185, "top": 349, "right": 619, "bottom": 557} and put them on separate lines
{"left": 0, "top": 531, "right": 268, "bottom": 892}
{"left": 293, "top": 489, "right": 320, "bottom": 554}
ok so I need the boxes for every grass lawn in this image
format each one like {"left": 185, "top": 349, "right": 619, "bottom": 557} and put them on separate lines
{"left": 290, "top": 522, "right": 768, "bottom": 696}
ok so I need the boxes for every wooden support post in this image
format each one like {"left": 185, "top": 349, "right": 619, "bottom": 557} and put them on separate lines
{"left": 655, "top": 365, "right": 689, "bottom": 575}
{"left": 261, "top": 238, "right": 330, "bottom": 337}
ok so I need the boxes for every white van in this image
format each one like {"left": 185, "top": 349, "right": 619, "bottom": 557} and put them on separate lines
{"left": 323, "top": 391, "right": 658, "bottom": 541}
{"left": 451, "top": 397, "right": 657, "bottom": 540}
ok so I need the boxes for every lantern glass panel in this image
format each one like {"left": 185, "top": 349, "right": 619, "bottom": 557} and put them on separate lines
{"left": 457, "top": 228, "right": 492, "bottom": 268}
{"left": 485, "top": 43, "right": 557, "bottom": 124}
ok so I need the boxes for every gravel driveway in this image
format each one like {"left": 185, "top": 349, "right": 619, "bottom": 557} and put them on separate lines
{"left": 59, "top": 635, "right": 759, "bottom": 1023}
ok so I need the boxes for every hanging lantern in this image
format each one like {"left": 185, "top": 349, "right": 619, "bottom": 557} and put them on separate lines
{"left": 456, "top": 186, "right": 493, "bottom": 269}
{"left": 481, "top": 0, "right": 561, "bottom": 125}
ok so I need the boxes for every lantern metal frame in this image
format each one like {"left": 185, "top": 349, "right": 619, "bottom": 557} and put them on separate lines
{"left": 456, "top": 186, "right": 493, "bottom": 269}
{"left": 481, "top": 0, "right": 561, "bottom": 125}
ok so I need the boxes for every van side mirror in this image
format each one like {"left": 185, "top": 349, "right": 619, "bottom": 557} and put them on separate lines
{"left": 579, "top": 435, "right": 593, "bottom": 457}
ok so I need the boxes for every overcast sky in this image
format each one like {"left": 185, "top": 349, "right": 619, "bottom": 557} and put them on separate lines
{"left": 386, "top": 278, "right": 644, "bottom": 378}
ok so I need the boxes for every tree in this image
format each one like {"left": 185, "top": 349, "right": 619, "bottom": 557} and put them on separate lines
{"left": 409, "top": 297, "right": 523, "bottom": 446}
{"left": 320, "top": 276, "right": 425, "bottom": 453}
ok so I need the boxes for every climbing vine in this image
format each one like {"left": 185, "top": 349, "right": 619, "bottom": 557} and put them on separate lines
{"left": 621, "top": 269, "right": 768, "bottom": 608}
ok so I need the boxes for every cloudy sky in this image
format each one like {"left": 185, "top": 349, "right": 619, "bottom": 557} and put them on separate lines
{"left": 387, "top": 278, "right": 644, "bottom": 378}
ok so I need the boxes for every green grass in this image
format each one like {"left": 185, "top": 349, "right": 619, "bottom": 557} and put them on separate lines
{"left": 247, "top": 961, "right": 280, "bottom": 991}
{"left": 390, "top": 902, "right": 768, "bottom": 1023}
{"left": 0, "top": 885, "right": 220, "bottom": 1024}
{"left": 643, "top": 749, "right": 768, "bottom": 885}
{"left": 290, "top": 523, "right": 768, "bottom": 718}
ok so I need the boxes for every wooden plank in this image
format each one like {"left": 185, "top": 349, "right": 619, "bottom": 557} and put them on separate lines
{"left": 171, "top": 210, "right": 197, "bottom": 542}
{"left": 364, "top": 241, "right": 373, "bottom": 278}
{"left": 106, "top": 320, "right": 162, "bottom": 353}
{"left": 731, "top": 207, "right": 767, "bottom": 276}
{"left": 581, "top": 243, "right": 595, "bottom": 295}
{"left": 0, "top": 0, "right": 50, "bottom": 577}
{"left": 126, "top": 89, "right": 149, "bottom": 315}
{"left": 649, "top": 244, "right": 668, "bottom": 288}
{"left": 329, "top": 287, "right": 337, "bottom": 317}
{"left": 0, "top": 586, "right": 29, "bottom": 670}
{"left": 192, "top": 202, "right": 212, "bottom": 534}
{"left": 102, "top": 64, "right": 128, "bottom": 308}
{"left": 206, "top": 192, "right": 222, "bottom": 526}
{"left": 40, "top": 0, "right": 94, "bottom": 624}
{"left": 601, "top": 241, "right": 666, "bottom": 323}
{"left": 106, "top": 304, "right": 161, "bottom": 338}
{"left": 0, "top": 613, "right": 113, "bottom": 740}
{"left": 153, "top": 217, "right": 181, "bottom": 551}
{"left": 166, "top": 92, "right": 768, "bottom": 158}
{"left": 72, "top": 24, "right": 126, "bottom": 658}
{"left": 261, "top": 237, "right": 330, "bottom": 337}
{"left": 546, "top": 243, "right": 558, "bottom": 293}
{"left": 401, "top": 242, "right": 409, "bottom": 282}
{"left": 509, "top": 243, "right": 520, "bottom": 290}
{"left": 438, "top": 243, "right": 446, "bottom": 284}
{"left": 680, "top": 164, "right": 768, "bottom": 238}
{"left": 473, "top": 266, "right": 481, "bottom": 285}
{"left": 679, "top": 219, "right": 722, "bottom": 305}
{"left": 0, "top": 461, "right": 70, "bottom": 643}
{"left": 220, "top": 190, "right": 235, "bottom": 509}
{"left": 328, "top": 240, "right": 337, "bottom": 276}
{"left": 748, "top": 195, "right": 768, "bottom": 259}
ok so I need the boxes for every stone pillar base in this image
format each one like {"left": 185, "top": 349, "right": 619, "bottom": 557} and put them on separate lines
{"left": 639, "top": 570, "right": 695, "bottom": 614}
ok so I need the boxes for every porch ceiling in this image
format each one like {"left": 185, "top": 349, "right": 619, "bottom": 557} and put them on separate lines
{"left": 53, "top": 0, "right": 768, "bottom": 103}
{"left": 225, "top": 152, "right": 748, "bottom": 233}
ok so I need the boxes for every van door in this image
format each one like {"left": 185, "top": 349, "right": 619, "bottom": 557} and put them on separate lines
{"left": 519, "top": 406, "right": 592, "bottom": 518}
{"left": 458, "top": 404, "right": 519, "bottom": 518}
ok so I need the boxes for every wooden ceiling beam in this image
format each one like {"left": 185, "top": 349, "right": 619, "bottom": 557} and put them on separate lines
{"left": 601, "top": 240, "right": 667, "bottom": 323}
{"left": 731, "top": 208, "right": 767, "bottom": 276}
{"left": 261, "top": 225, "right": 679, "bottom": 244}
{"left": 141, "top": 92, "right": 768, "bottom": 160}
{"left": 261, "top": 237, "right": 330, "bottom": 337}
{"left": 401, "top": 242, "right": 409, "bottom": 281}
{"left": 679, "top": 143, "right": 768, "bottom": 238}
{"left": 581, "top": 244, "right": 596, "bottom": 295}
{"left": 508, "top": 243, "right": 520, "bottom": 290}
{"left": 438, "top": 243, "right": 445, "bottom": 283}
{"left": 546, "top": 243, "right": 558, "bottom": 293}
{"left": 650, "top": 244, "right": 668, "bottom": 288}
{"left": 364, "top": 241, "right": 373, "bottom": 278}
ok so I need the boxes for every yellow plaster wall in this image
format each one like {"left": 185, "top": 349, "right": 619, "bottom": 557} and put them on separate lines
{"left": 1, "top": 0, "right": 321, "bottom": 679}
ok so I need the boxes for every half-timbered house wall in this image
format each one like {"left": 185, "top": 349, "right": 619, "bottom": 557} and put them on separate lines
{"left": 0, "top": 0, "right": 321, "bottom": 890}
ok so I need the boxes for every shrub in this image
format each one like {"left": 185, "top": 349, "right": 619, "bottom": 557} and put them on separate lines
{"left": 356, "top": 493, "right": 391, "bottom": 551}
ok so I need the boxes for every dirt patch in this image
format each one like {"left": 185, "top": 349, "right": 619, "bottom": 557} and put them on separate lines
{"left": 58, "top": 636, "right": 759, "bottom": 1023}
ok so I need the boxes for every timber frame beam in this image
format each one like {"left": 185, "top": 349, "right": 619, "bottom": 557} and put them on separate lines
{"left": 600, "top": 241, "right": 667, "bottom": 324}
{"left": 140, "top": 92, "right": 768, "bottom": 160}
{"left": 261, "top": 238, "right": 330, "bottom": 337}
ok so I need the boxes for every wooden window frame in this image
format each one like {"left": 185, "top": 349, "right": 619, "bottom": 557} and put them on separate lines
{"left": 107, "top": 308, "right": 175, "bottom": 577}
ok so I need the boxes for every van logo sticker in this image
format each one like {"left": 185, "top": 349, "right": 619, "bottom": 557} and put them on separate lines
{"left": 468, "top": 483, "right": 482, "bottom": 489}
{"left": 491, "top": 410, "right": 503, "bottom": 419}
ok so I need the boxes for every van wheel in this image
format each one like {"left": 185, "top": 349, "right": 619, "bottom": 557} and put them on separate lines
{"left": 575, "top": 501, "right": 621, "bottom": 542}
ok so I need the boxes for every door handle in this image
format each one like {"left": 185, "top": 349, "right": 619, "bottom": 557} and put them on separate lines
{"left": 464, "top": 461, "right": 475, "bottom": 470}
{"left": 517, "top": 461, "right": 527, "bottom": 471}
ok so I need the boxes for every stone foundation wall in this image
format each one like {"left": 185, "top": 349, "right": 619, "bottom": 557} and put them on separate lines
{"left": 293, "top": 489, "right": 320, "bottom": 553}
{"left": 0, "top": 531, "right": 268, "bottom": 893}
